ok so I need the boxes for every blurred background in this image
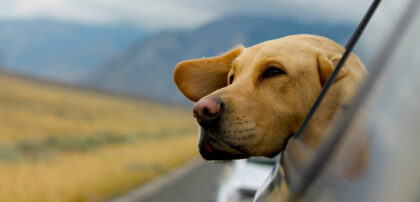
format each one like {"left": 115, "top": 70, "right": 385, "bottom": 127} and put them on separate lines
{"left": 0, "top": 0, "right": 371, "bottom": 201}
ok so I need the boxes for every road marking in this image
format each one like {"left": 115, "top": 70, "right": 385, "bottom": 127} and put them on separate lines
{"left": 110, "top": 158, "right": 204, "bottom": 202}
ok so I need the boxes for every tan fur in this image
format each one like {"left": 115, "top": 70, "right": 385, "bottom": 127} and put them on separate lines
{"left": 174, "top": 34, "right": 367, "bottom": 158}
{"left": 174, "top": 46, "right": 244, "bottom": 102}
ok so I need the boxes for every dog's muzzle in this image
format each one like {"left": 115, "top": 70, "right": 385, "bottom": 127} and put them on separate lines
{"left": 194, "top": 97, "right": 247, "bottom": 160}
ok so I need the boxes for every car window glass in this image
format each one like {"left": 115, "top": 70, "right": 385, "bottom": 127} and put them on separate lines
{"left": 280, "top": 0, "right": 416, "bottom": 196}
{"left": 299, "top": 0, "right": 420, "bottom": 201}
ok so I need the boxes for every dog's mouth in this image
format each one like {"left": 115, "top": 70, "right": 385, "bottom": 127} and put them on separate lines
{"left": 198, "top": 133, "right": 248, "bottom": 160}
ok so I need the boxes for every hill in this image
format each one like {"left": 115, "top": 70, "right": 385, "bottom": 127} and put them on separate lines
{"left": 85, "top": 15, "right": 356, "bottom": 104}
{"left": 0, "top": 19, "right": 147, "bottom": 82}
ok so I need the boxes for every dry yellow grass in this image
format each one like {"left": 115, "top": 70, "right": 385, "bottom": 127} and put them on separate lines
{"left": 0, "top": 136, "right": 198, "bottom": 202}
{"left": 0, "top": 74, "right": 195, "bottom": 143}
{"left": 0, "top": 74, "right": 199, "bottom": 201}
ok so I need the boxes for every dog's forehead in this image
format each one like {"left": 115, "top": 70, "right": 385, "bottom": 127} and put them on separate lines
{"left": 232, "top": 39, "right": 312, "bottom": 73}
{"left": 232, "top": 44, "right": 264, "bottom": 70}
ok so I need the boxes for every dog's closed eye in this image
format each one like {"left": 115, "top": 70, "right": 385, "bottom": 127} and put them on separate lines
{"left": 261, "top": 66, "right": 286, "bottom": 79}
{"left": 229, "top": 74, "right": 234, "bottom": 84}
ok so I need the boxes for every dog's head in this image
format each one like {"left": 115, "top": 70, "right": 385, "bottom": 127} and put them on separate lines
{"left": 174, "top": 34, "right": 366, "bottom": 160}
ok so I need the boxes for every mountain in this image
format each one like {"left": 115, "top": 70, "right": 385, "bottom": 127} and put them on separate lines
{"left": 86, "top": 15, "right": 356, "bottom": 104}
{"left": 0, "top": 19, "right": 147, "bottom": 82}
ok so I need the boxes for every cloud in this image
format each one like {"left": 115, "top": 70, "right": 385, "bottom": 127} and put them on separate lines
{"left": 0, "top": 0, "right": 371, "bottom": 30}
{"left": 1, "top": 0, "right": 115, "bottom": 24}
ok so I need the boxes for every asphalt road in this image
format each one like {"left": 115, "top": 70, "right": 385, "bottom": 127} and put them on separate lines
{"left": 112, "top": 159, "right": 225, "bottom": 202}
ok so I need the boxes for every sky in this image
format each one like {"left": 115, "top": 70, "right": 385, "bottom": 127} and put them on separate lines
{"left": 0, "top": 0, "right": 371, "bottom": 30}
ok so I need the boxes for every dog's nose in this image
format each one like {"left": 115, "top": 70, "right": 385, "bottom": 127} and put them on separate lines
{"left": 193, "top": 97, "right": 224, "bottom": 127}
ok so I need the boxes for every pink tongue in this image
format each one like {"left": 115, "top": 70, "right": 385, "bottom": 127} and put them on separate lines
{"left": 204, "top": 141, "right": 214, "bottom": 154}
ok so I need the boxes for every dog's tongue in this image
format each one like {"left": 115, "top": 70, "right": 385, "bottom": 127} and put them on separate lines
{"left": 203, "top": 141, "right": 214, "bottom": 154}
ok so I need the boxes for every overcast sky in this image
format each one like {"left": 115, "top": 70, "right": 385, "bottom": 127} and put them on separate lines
{"left": 0, "top": 0, "right": 371, "bottom": 30}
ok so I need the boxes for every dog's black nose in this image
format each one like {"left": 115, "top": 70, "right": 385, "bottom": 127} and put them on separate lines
{"left": 193, "top": 96, "right": 224, "bottom": 127}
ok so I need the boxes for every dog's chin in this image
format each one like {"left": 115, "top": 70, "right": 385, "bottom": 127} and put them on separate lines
{"left": 199, "top": 139, "right": 247, "bottom": 160}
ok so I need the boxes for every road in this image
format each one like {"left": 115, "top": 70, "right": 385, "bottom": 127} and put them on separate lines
{"left": 112, "top": 159, "right": 225, "bottom": 202}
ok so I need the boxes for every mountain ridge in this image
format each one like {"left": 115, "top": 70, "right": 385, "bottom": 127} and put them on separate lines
{"left": 0, "top": 18, "right": 148, "bottom": 82}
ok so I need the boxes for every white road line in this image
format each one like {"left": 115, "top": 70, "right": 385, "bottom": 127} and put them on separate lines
{"left": 110, "top": 158, "right": 204, "bottom": 202}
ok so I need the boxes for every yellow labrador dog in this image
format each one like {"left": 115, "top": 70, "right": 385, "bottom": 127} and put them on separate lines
{"left": 174, "top": 34, "right": 366, "bottom": 160}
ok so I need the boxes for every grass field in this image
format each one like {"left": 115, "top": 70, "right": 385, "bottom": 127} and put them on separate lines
{"left": 0, "top": 74, "right": 198, "bottom": 202}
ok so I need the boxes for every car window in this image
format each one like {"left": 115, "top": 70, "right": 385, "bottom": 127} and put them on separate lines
{"left": 298, "top": 1, "right": 420, "bottom": 201}
{"left": 254, "top": 0, "right": 420, "bottom": 201}
{"left": 280, "top": 0, "right": 381, "bottom": 191}
{"left": 254, "top": 0, "right": 379, "bottom": 199}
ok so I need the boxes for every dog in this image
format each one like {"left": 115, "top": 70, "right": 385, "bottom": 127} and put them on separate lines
{"left": 173, "top": 34, "right": 367, "bottom": 161}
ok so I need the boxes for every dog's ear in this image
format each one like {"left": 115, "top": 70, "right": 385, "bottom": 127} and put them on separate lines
{"left": 317, "top": 54, "right": 349, "bottom": 86}
{"left": 174, "top": 46, "right": 244, "bottom": 102}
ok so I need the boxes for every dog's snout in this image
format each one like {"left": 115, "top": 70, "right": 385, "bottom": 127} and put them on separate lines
{"left": 193, "top": 97, "right": 224, "bottom": 127}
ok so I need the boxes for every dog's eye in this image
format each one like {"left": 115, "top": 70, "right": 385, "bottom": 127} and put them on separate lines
{"left": 229, "top": 75, "right": 234, "bottom": 84}
{"left": 262, "top": 66, "right": 285, "bottom": 79}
